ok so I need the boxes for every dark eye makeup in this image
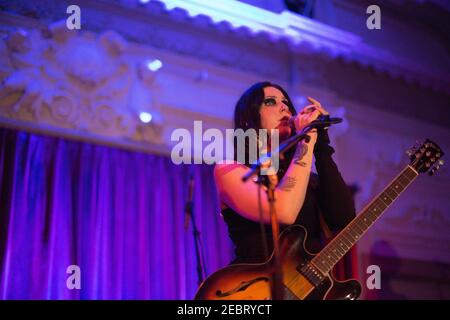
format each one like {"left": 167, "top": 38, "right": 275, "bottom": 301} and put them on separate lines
{"left": 263, "top": 97, "right": 290, "bottom": 107}
{"left": 263, "top": 98, "right": 276, "bottom": 106}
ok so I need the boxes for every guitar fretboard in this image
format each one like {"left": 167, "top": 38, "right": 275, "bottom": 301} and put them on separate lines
{"left": 311, "top": 165, "right": 418, "bottom": 275}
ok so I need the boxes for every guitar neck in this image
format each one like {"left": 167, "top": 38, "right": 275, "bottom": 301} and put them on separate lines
{"left": 311, "top": 165, "right": 419, "bottom": 275}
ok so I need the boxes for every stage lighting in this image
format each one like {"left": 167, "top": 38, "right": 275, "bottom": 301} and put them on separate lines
{"left": 139, "top": 112, "right": 153, "bottom": 123}
{"left": 146, "top": 59, "right": 163, "bottom": 72}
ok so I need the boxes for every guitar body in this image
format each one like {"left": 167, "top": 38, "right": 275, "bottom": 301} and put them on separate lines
{"left": 195, "top": 225, "right": 361, "bottom": 300}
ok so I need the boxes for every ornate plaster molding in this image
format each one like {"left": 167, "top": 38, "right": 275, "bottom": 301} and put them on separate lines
{"left": 0, "top": 21, "right": 165, "bottom": 147}
{"left": 130, "top": 0, "right": 449, "bottom": 93}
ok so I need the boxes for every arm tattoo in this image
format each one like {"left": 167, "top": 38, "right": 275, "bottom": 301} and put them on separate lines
{"left": 279, "top": 176, "right": 297, "bottom": 192}
{"left": 293, "top": 144, "right": 308, "bottom": 167}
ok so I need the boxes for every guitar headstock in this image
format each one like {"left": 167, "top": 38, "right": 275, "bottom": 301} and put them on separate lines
{"left": 407, "top": 139, "right": 444, "bottom": 175}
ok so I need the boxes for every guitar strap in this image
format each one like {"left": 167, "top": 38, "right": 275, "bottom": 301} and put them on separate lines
{"left": 319, "top": 212, "right": 333, "bottom": 239}
{"left": 309, "top": 175, "right": 334, "bottom": 240}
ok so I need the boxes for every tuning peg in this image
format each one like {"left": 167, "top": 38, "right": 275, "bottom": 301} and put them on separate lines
{"left": 428, "top": 168, "right": 436, "bottom": 176}
{"left": 406, "top": 148, "right": 415, "bottom": 157}
{"left": 429, "top": 160, "right": 444, "bottom": 176}
{"left": 410, "top": 141, "right": 420, "bottom": 150}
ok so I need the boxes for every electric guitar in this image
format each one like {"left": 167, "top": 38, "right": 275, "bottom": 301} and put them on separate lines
{"left": 195, "top": 139, "right": 444, "bottom": 300}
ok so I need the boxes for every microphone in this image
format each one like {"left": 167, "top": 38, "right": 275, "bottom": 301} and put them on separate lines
{"left": 288, "top": 114, "right": 342, "bottom": 129}
{"left": 184, "top": 173, "right": 195, "bottom": 231}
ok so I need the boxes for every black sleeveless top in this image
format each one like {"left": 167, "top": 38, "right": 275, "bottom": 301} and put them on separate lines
{"left": 220, "top": 130, "right": 356, "bottom": 264}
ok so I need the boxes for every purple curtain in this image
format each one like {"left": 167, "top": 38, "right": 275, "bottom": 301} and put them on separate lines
{"left": 0, "top": 127, "right": 233, "bottom": 299}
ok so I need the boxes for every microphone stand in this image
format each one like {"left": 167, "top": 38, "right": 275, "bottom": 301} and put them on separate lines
{"left": 241, "top": 118, "right": 340, "bottom": 300}
{"left": 185, "top": 178, "right": 207, "bottom": 286}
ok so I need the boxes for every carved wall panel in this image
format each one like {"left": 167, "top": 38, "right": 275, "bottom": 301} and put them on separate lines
{"left": 0, "top": 22, "right": 165, "bottom": 147}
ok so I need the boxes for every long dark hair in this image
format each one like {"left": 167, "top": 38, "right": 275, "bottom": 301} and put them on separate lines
{"left": 233, "top": 81, "right": 298, "bottom": 180}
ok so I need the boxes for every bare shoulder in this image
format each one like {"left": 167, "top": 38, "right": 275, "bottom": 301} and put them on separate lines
{"left": 214, "top": 161, "right": 248, "bottom": 180}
